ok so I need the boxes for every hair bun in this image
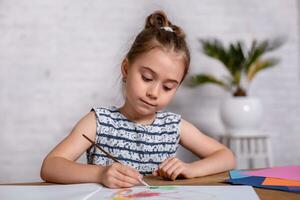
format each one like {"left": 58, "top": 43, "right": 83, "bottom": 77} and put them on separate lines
{"left": 145, "top": 10, "right": 186, "bottom": 38}
{"left": 169, "top": 24, "right": 186, "bottom": 38}
{"left": 145, "top": 10, "right": 169, "bottom": 29}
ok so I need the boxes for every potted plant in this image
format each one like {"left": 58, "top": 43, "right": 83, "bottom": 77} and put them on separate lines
{"left": 190, "top": 38, "right": 284, "bottom": 135}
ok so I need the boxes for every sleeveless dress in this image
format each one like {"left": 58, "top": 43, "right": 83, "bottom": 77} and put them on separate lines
{"left": 86, "top": 106, "right": 181, "bottom": 175}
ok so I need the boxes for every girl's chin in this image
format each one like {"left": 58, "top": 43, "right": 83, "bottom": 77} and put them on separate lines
{"left": 136, "top": 104, "right": 157, "bottom": 115}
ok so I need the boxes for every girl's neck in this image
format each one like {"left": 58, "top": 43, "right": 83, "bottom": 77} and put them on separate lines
{"left": 118, "top": 103, "right": 156, "bottom": 125}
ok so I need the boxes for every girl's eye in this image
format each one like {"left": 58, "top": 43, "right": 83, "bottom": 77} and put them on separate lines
{"left": 163, "top": 86, "right": 172, "bottom": 91}
{"left": 142, "top": 75, "right": 152, "bottom": 82}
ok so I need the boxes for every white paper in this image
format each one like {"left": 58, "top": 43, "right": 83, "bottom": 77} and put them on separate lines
{"left": 89, "top": 185, "right": 260, "bottom": 200}
{"left": 0, "top": 184, "right": 259, "bottom": 200}
{"left": 0, "top": 183, "right": 102, "bottom": 200}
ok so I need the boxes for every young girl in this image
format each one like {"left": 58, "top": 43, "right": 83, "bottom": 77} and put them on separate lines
{"left": 40, "top": 10, "right": 236, "bottom": 188}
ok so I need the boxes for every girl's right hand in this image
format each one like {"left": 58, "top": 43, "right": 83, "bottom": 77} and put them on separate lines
{"left": 99, "top": 163, "right": 142, "bottom": 188}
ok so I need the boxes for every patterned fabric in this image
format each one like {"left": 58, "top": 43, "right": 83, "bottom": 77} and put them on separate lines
{"left": 86, "top": 106, "right": 181, "bottom": 175}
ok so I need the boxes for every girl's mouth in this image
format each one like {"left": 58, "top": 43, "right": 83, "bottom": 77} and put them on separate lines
{"left": 140, "top": 99, "right": 156, "bottom": 107}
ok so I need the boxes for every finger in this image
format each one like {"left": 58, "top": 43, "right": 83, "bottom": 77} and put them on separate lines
{"left": 152, "top": 170, "right": 158, "bottom": 176}
{"left": 157, "top": 169, "right": 164, "bottom": 178}
{"left": 104, "top": 175, "right": 127, "bottom": 189}
{"left": 170, "top": 166, "right": 184, "bottom": 181}
{"left": 123, "top": 165, "right": 141, "bottom": 178}
{"left": 158, "top": 157, "right": 174, "bottom": 170}
{"left": 164, "top": 161, "right": 182, "bottom": 178}
{"left": 159, "top": 168, "right": 170, "bottom": 179}
{"left": 160, "top": 157, "right": 179, "bottom": 172}
{"left": 116, "top": 166, "right": 141, "bottom": 184}
{"left": 153, "top": 169, "right": 162, "bottom": 176}
{"left": 110, "top": 176, "right": 134, "bottom": 188}
{"left": 117, "top": 170, "right": 141, "bottom": 185}
{"left": 115, "top": 169, "right": 139, "bottom": 186}
{"left": 158, "top": 157, "right": 175, "bottom": 177}
{"left": 159, "top": 158, "right": 179, "bottom": 178}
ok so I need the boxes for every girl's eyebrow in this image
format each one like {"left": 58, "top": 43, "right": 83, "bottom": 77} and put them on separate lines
{"left": 140, "top": 66, "right": 179, "bottom": 84}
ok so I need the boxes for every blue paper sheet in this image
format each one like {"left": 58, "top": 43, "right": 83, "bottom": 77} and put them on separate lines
{"left": 226, "top": 176, "right": 300, "bottom": 193}
{"left": 229, "top": 170, "right": 251, "bottom": 179}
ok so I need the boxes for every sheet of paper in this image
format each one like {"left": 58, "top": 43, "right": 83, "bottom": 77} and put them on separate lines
{"left": 244, "top": 166, "right": 300, "bottom": 181}
{"left": 88, "top": 185, "right": 259, "bottom": 200}
{"left": 229, "top": 170, "right": 251, "bottom": 179}
{"left": 227, "top": 176, "right": 286, "bottom": 190}
{"left": 0, "top": 184, "right": 259, "bottom": 200}
{"left": 226, "top": 176, "right": 300, "bottom": 193}
{"left": 0, "top": 183, "right": 102, "bottom": 200}
{"left": 262, "top": 177, "right": 300, "bottom": 186}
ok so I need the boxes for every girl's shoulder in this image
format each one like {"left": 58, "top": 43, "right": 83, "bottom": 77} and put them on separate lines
{"left": 91, "top": 106, "right": 117, "bottom": 114}
{"left": 91, "top": 106, "right": 124, "bottom": 122}
{"left": 155, "top": 110, "right": 181, "bottom": 124}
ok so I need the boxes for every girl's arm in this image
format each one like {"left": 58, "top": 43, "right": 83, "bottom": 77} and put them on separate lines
{"left": 40, "top": 112, "right": 100, "bottom": 183}
{"left": 40, "top": 111, "right": 141, "bottom": 188}
{"left": 154, "top": 119, "right": 236, "bottom": 180}
{"left": 179, "top": 119, "right": 236, "bottom": 177}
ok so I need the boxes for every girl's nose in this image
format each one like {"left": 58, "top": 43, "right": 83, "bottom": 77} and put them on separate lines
{"left": 146, "top": 83, "right": 160, "bottom": 99}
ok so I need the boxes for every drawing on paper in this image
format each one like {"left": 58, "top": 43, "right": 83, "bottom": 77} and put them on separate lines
{"left": 106, "top": 186, "right": 216, "bottom": 200}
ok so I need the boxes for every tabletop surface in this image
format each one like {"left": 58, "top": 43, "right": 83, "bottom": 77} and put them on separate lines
{"left": 143, "top": 172, "right": 300, "bottom": 200}
{"left": 2, "top": 172, "right": 299, "bottom": 200}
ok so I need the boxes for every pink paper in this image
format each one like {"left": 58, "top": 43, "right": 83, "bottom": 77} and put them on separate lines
{"left": 245, "top": 166, "right": 300, "bottom": 181}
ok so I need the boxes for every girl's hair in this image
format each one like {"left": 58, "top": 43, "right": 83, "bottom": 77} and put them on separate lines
{"left": 125, "top": 10, "right": 190, "bottom": 82}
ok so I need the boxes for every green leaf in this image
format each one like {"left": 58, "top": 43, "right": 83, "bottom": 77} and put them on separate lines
{"left": 247, "top": 58, "right": 280, "bottom": 81}
{"left": 200, "top": 39, "right": 231, "bottom": 74}
{"left": 232, "top": 71, "right": 241, "bottom": 87}
{"left": 192, "top": 37, "right": 284, "bottom": 95}
{"left": 244, "top": 38, "right": 284, "bottom": 72}
{"left": 190, "top": 74, "right": 228, "bottom": 89}
{"left": 200, "top": 39, "right": 246, "bottom": 79}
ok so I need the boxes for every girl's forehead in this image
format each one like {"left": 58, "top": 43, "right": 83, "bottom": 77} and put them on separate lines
{"left": 133, "top": 48, "right": 185, "bottom": 81}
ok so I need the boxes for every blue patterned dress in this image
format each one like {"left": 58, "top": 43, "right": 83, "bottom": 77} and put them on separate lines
{"left": 86, "top": 106, "right": 181, "bottom": 175}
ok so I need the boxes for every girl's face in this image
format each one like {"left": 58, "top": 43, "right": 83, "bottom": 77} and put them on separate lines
{"left": 122, "top": 47, "right": 185, "bottom": 116}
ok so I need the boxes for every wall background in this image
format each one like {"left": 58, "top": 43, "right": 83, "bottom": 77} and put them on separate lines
{"left": 0, "top": 0, "right": 299, "bottom": 183}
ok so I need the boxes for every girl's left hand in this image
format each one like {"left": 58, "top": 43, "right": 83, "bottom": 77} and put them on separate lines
{"left": 152, "top": 157, "right": 194, "bottom": 181}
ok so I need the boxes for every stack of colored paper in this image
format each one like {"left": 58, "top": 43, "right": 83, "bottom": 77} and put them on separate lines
{"left": 226, "top": 166, "right": 300, "bottom": 193}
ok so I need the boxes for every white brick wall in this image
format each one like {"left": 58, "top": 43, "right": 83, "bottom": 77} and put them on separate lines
{"left": 0, "top": 0, "right": 299, "bottom": 183}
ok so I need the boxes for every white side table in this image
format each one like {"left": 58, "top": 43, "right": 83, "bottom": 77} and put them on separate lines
{"left": 220, "top": 134, "right": 273, "bottom": 169}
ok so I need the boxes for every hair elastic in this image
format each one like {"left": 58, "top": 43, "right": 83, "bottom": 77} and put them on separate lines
{"left": 160, "top": 26, "right": 174, "bottom": 32}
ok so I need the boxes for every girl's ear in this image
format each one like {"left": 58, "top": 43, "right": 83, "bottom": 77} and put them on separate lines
{"left": 121, "top": 58, "right": 129, "bottom": 78}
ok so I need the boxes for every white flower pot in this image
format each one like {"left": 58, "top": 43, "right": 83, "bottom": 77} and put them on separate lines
{"left": 220, "top": 96, "right": 263, "bottom": 136}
